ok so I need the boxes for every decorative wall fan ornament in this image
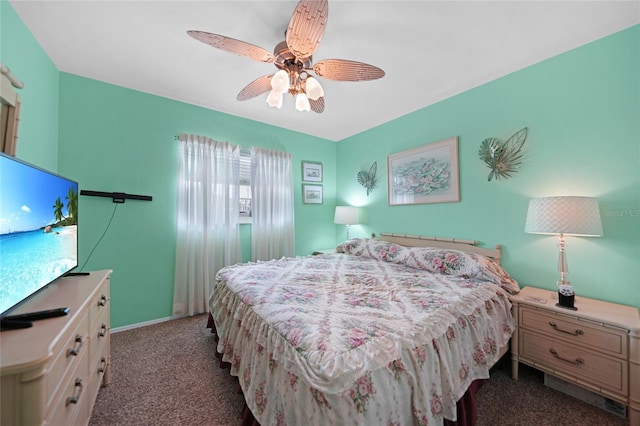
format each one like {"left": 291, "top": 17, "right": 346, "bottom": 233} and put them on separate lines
{"left": 357, "top": 162, "right": 377, "bottom": 196}
{"left": 187, "top": 0, "right": 384, "bottom": 113}
{"left": 478, "top": 127, "right": 528, "bottom": 181}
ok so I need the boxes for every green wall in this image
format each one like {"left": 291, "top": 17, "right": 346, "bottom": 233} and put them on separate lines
{"left": 56, "top": 75, "right": 337, "bottom": 327}
{"left": 3, "top": 0, "right": 638, "bottom": 327}
{"left": 337, "top": 25, "right": 639, "bottom": 309}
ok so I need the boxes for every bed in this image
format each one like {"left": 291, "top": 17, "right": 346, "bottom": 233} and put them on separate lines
{"left": 208, "top": 233, "right": 520, "bottom": 425}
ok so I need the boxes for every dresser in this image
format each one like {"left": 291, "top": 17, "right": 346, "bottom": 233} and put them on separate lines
{"left": 1, "top": 270, "right": 112, "bottom": 426}
{"left": 510, "top": 286, "right": 640, "bottom": 425}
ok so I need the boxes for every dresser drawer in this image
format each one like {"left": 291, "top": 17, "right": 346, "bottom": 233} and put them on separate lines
{"left": 86, "top": 347, "right": 110, "bottom": 419}
{"left": 46, "top": 313, "right": 89, "bottom": 407}
{"left": 90, "top": 301, "right": 110, "bottom": 364}
{"left": 520, "top": 329, "right": 628, "bottom": 396}
{"left": 48, "top": 342, "right": 91, "bottom": 426}
{"left": 89, "top": 278, "right": 110, "bottom": 329}
{"left": 519, "top": 306, "right": 627, "bottom": 358}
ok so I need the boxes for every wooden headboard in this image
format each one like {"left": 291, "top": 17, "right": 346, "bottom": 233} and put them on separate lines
{"left": 376, "top": 233, "right": 502, "bottom": 264}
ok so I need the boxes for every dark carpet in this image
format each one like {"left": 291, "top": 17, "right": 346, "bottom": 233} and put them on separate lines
{"left": 89, "top": 314, "right": 627, "bottom": 426}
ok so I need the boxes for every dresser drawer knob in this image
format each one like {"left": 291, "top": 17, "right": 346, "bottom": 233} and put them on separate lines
{"left": 548, "top": 321, "right": 584, "bottom": 336}
{"left": 549, "top": 348, "right": 584, "bottom": 366}
{"left": 66, "top": 335, "right": 84, "bottom": 357}
{"left": 98, "top": 357, "right": 107, "bottom": 374}
{"left": 65, "top": 378, "right": 83, "bottom": 406}
{"left": 97, "top": 294, "right": 107, "bottom": 307}
{"left": 98, "top": 323, "right": 107, "bottom": 338}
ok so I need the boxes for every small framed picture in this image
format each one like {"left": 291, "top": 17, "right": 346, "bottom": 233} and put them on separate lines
{"left": 302, "top": 161, "right": 323, "bottom": 182}
{"left": 302, "top": 184, "right": 323, "bottom": 204}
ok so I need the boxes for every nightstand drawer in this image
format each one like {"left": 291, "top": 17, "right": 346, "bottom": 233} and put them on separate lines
{"left": 520, "top": 329, "right": 628, "bottom": 396}
{"left": 520, "top": 306, "right": 627, "bottom": 358}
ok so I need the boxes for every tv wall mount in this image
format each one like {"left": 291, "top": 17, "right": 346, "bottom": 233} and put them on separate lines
{"left": 80, "top": 190, "right": 152, "bottom": 203}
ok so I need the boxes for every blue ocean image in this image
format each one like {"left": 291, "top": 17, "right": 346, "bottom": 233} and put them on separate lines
{"left": 0, "top": 155, "right": 78, "bottom": 314}
{"left": 0, "top": 229, "right": 77, "bottom": 313}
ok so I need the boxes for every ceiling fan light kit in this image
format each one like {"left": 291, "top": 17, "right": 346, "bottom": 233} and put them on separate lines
{"left": 187, "top": 0, "right": 384, "bottom": 113}
{"left": 266, "top": 90, "right": 283, "bottom": 109}
{"left": 295, "top": 93, "right": 311, "bottom": 112}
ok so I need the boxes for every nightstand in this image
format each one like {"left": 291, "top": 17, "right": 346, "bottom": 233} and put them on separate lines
{"left": 509, "top": 286, "right": 640, "bottom": 425}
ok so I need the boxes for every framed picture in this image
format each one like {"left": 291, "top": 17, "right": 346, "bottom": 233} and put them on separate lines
{"left": 302, "top": 161, "right": 323, "bottom": 182}
{"left": 387, "top": 136, "right": 459, "bottom": 206}
{"left": 302, "top": 184, "right": 323, "bottom": 204}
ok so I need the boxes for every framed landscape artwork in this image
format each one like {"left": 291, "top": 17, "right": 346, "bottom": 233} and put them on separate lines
{"left": 387, "top": 137, "right": 460, "bottom": 206}
{"left": 302, "top": 161, "right": 323, "bottom": 182}
{"left": 302, "top": 184, "right": 323, "bottom": 204}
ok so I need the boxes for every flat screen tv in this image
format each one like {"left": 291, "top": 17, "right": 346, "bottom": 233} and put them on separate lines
{"left": 0, "top": 153, "right": 78, "bottom": 323}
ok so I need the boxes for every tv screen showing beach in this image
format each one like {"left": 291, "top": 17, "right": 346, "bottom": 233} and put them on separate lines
{"left": 0, "top": 154, "right": 78, "bottom": 315}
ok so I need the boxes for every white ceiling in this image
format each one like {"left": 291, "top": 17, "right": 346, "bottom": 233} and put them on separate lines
{"left": 9, "top": 1, "right": 639, "bottom": 141}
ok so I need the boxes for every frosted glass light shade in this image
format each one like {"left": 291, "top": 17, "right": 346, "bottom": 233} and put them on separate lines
{"left": 525, "top": 196, "right": 603, "bottom": 237}
{"left": 305, "top": 77, "right": 324, "bottom": 101}
{"left": 334, "top": 206, "right": 359, "bottom": 225}
{"left": 266, "top": 90, "right": 283, "bottom": 108}
{"left": 295, "top": 93, "right": 310, "bottom": 112}
{"left": 270, "top": 70, "right": 289, "bottom": 93}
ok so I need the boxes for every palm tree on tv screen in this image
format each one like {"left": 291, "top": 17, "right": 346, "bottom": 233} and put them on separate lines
{"left": 53, "top": 197, "right": 64, "bottom": 224}
{"left": 66, "top": 186, "right": 78, "bottom": 225}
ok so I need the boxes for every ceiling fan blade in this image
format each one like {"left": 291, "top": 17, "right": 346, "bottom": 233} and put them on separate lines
{"left": 286, "top": 0, "right": 329, "bottom": 59}
{"left": 187, "top": 30, "right": 275, "bottom": 63}
{"left": 237, "top": 75, "right": 273, "bottom": 101}
{"left": 309, "top": 96, "right": 325, "bottom": 114}
{"left": 313, "top": 59, "right": 385, "bottom": 81}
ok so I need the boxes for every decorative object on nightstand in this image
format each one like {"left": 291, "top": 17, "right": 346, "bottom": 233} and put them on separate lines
{"left": 357, "top": 162, "right": 377, "bottom": 196}
{"left": 334, "top": 206, "right": 359, "bottom": 240}
{"left": 478, "top": 127, "right": 528, "bottom": 181}
{"left": 524, "top": 196, "right": 603, "bottom": 310}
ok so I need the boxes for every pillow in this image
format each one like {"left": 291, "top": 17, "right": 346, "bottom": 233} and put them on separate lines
{"left": 403, "top": 246, "right": 520, "bottom": 294}
{"left": 403, "top": 247, "right": 480, "bottom": 276}
{"left": 339, "top": 238, "right": 408, "bottom": 262}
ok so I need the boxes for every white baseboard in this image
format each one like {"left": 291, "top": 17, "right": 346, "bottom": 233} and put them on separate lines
{"left": 110, "top": 314, "right": 189, "bottom": 334}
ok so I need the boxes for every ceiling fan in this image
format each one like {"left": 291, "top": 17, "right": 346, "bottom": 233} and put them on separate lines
{"left": 187, "top": 0, "right": 385, "bottom": 113}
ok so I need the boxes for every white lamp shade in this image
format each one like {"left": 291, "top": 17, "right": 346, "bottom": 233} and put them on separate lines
{"left": 295, "top": 93, "right": 311, "bottom": 112}
{"left": 525, "top": 196, "right": 603, "bottom": 237}
{"left": 334, "top": 206, "right": 359, "bottom": 225}
{"left": 270, "top": 70, "right": 289, "bottom": 93}
{"left": 266, "top": 90, "right": 283, "bottom": 108}
{"left": 305, "top": 77, "right": 324, "bottom": 101}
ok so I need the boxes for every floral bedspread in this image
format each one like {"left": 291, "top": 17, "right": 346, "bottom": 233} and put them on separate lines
{"left": 211, "top": 240, "right": 517, "bottom": 425}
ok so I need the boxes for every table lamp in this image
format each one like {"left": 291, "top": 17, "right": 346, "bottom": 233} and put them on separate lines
{"left": 524, "top": 196, "right": 603, "bottom": 310}
{"left": 334, "top": 206, "right": 359, "bottom": 240}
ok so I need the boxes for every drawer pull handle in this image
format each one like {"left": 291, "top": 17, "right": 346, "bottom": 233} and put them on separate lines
{"left": 98, "top": 356, "right": 107, "bottom": 374}
{"left": 98, "top": 294, "right": 107, "bottom": 307}
{"left": 98, "top": 323, "right": 107, "bottom": 338}
{"left": 548, "top": 321, "right": 584, "bottom": 336}
{"left": 549, "top": 348, "right": 584, "bottom": 366}
{"left": 66, "top": 335, "right": 84, "bottom": 357}
{"left": 65, "top": 378, "right": 83, "bottom": 406}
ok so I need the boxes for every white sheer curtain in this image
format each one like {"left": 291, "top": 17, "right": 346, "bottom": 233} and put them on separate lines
{"left": 250, "top": 146, "right": 295, "bottom": 261}
{"left": 173, "top": 134, "right": 241, "bottom": 316}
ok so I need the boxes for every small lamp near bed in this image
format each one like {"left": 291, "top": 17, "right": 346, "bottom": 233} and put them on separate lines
{"left": 524, "top": 196, "right": 603, "bottom": 310}
{"left": 334, "top": 206, "right": 359, "bottom": 240}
